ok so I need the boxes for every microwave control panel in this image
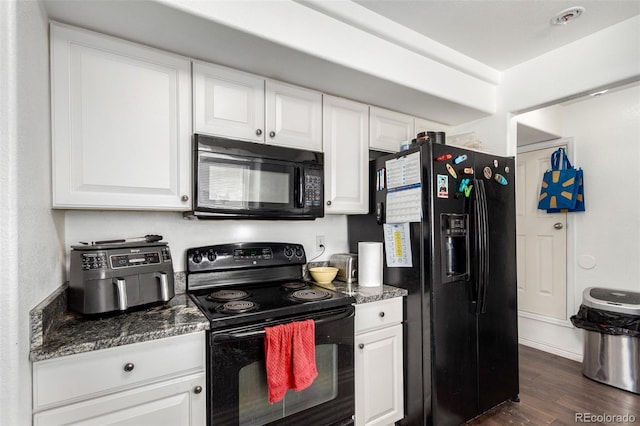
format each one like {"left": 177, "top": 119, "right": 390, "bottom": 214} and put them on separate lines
{"left": 304, "top": 169, "right": 323, "bottom": 207}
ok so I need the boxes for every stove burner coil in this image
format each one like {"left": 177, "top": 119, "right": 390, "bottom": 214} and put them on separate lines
{"left": 217, "top": 300, "right": 258, "bottom": 314}
{"left": 290, "top": 289, "right": 331, "bottom": 302}
{"left": 281, "top": 281, "right": 308, "bottom": 290}
{"left": 206, "top": 289, "right": 250, "bottom": 302}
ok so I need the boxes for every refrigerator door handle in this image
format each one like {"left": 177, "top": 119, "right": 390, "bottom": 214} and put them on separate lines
{"left": 477, "top": 180, "right": 490, "bottom": 314}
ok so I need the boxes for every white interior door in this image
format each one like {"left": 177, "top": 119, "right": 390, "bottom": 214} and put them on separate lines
{"left": 516, "top": 145, "right": 568, "bottom": 320}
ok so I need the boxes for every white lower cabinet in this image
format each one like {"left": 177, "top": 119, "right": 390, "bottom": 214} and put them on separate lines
{"left": 355, "top": 298, "right": 404, "bottom": 426}
{"left": 32, "top": 333, "right": 206, "bottom": 426}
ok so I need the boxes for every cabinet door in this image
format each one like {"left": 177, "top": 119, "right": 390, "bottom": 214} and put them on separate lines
{"left": 265, "top": 80, "right": 322, "bottom": 151}
{"left": 193, "top": 61, "right": 265, "bottom": 143}
{"left": 323, "top": 95, "right": 369, "bottom": 214}
{"left": 51, "top": 23, "right": 191, "bottom": 210}
{"left": 369, "top": 107, "right": 414, "bottom": 153}
{"left": 355, "top": 324, "right": 404, "bottom": 426}
{"left": 33, "top": 373, "right": 205, "bottom": 426}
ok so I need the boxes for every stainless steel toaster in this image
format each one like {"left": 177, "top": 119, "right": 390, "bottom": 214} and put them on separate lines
{"left": 329, "top": 253, "right": 358, "bottom": 283}
{"left": 69, "top": 242, "right": 175, "bottom": 315}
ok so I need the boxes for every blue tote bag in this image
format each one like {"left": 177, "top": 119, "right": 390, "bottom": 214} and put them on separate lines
{"left": 537, "top": 148, "right": 582, "bottom": 212}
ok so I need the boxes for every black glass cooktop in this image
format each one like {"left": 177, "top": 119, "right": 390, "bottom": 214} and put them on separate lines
{"left": 189, "top": 280, "right": 354, "bottom": 329}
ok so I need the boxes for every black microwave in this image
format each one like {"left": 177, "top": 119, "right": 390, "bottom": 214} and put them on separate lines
{"left": 190, "top": 135, "right": 324, "bottom": 220}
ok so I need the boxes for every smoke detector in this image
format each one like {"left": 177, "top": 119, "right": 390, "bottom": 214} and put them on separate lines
{"left": 551, "top": 6, "right": 585, "bottom": 25}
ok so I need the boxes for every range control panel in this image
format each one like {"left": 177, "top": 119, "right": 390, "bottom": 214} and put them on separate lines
{"left": 187, "top": 242, "right": 306, "bottom": 273}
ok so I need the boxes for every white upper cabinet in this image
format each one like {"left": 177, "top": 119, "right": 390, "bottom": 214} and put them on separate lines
{"left": 193, "top": 62, "right": 322, "bottom": 151}
{"left": 193, "top": 61, "right": 265, "bottom": 143}
{"left": 51, "top": 23, "right": 192, "bottom": 210}
{"left": 265, "top": 80, "right": 322, "bottom": 151}
{"left": 323, "top": 95, "right": 369, "bottom": 214}
{"left": 369, "top": 106, "right": 414, "bottom": 153}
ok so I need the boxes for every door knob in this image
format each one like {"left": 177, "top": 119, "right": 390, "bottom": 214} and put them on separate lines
{"left": 359, "top": 343, "right": 364, "bottom": 349}
{"left": 256, "top": 129, "right": 263, "bottom": 136}
{"left": 554, "top": 222, "right": 564, "bottom": 230}
{"left": 269, "top": 131, "right": 276, "bottom": 138}
{"left": 193, "top": 386, "right": 203, "bottom": 394}
{"left": 123, "top": 363, "right": 135, "bottom": 372}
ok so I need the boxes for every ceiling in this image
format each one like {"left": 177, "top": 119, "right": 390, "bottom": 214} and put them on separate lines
{"left": 42, "top": 0, "right": 640, "bottom": 126}
{"left": 350, "top": 0, "right": 640, "bottom": 71}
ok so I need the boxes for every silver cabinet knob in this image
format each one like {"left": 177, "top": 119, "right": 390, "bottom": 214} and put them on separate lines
{"left": 269, "top": 131, "right": 276, "bottom": 138}
{"left": 327, "top": 201, "right": 332, "bottom": 206}
{"left": 181, "top": 195, "right": 189, "bottom": 202}
{"left": 256, "top": 129, "right": 263, "bottom": 136}
{"left": 123, "top": 363, "right": 135, "bottom": 372}
{"left": 379, "top": 312, "right": 385, "bottom": 317}
{"left": 359, "top": 343, "right": 364, "bottom": 349}
{"left": 554, "top": 222, "right": 564, "bottom": 230}
{"left": 193, "top": 386, "right": 203, "bottom": 394}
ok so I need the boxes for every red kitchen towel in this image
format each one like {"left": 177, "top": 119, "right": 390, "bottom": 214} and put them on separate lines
{"left": 264, "top": 319, "right": 318, "bottom": 404}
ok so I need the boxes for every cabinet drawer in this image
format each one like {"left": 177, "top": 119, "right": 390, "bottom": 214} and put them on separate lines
{"left": 33, "top": 332, "right": 205, "bottom": 411}
{"left": 355, "top": 297, "right": 403, "bottom": 334}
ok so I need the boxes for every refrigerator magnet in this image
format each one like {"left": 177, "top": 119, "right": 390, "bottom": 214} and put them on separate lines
{"left": 435, "top": 154, "right": 452, "bottom": 162}
{"left": 494, "top": 174, "right": 508, "bottom": 185}
{"left": 483, "top": 166, "right": 493, "bottom": 179}
{"left": 445, "top": 163, "right": 457, "bottom": 179}
{"left": 437, "top": 175, "right": 449, "bottom": 198}
{"left": 454, "top": 154, "right": 467, "bottom": 164}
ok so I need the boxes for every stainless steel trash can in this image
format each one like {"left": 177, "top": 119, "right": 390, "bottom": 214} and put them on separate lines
{"left": 580, "top": 287, "right": 640, "bottom": 394}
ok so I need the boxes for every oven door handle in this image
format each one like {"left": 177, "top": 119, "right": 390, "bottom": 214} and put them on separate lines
{"left": 211, "top": 309, "right": 355, "bottom": 343}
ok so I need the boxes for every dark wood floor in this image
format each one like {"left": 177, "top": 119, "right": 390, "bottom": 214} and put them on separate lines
{"left": 468, "top": 345, "right": 640, "bottom": 425}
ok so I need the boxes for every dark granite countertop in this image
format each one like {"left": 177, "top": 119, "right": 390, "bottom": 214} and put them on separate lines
{"left": 314, "top": 281, "right": 407, "bottom": 304}
{"left": 29, "top": 280, "right": 209, "bottom": 362}
{"left": 30, "top": 274, "right": 404, "bottom": 363}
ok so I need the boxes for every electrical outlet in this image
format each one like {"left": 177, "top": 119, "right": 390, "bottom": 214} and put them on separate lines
{"left": 316, "top": 235, "right": 325, "bottom": 252}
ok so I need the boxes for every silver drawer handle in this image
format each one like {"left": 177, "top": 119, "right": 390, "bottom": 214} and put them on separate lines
{"left": 123, "top": 363, "right": 135, "bottom": 372}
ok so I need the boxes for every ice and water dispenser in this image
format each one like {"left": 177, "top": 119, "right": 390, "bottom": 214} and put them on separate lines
{"left": 441, "top": 214, "right": 470, "bottom": 283}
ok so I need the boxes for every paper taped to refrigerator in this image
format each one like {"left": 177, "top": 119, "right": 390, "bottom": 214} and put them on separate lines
{"left": 383, "top": 223, "right": 412, "bottom": 267}
{"left": 385, "top": 152, "right": 422, "bottom": 223}
{"left": 386, "top": 152, "right": 421, "bottom": 189}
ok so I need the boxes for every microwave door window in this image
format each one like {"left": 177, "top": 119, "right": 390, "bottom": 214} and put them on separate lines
{"left": 245, "top": 169, "right": 290, "bottom": 204}
{"left": 207, "top": 164, "right": 249, "bottom": 208}
{"left": 204, "top": 161, "right": 292, "bottom": 209}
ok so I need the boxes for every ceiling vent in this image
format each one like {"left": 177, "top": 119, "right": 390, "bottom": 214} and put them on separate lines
{"left": 551, "top": 6, "right": 585, "bottom": 25}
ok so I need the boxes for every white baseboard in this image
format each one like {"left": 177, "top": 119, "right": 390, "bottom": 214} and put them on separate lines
{"left": 519, "top": 337, "right": 583, "bottom": 362}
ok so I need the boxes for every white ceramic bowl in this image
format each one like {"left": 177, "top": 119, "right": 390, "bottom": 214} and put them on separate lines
{"left": 309, "top": 267, "right": 339, "bottom": 284}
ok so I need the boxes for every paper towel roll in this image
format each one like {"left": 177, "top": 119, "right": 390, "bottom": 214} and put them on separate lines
{"left": 358, "top": 242, "right": 383, "bottom": 287}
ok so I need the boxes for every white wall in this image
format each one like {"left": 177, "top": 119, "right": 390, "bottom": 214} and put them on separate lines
{"left": 0, "top": 1, "right": 66, "bottom": 424}
{"left": 451, "top": 15, "right": 640, "bottom": 157}
{"left": 518, "top": 83, "right": 640, "bottom": 360}
{"left": 64, "top": 212, "right": 349, "bottom": 272}
{"left": 566, "top": 85, "right": 640, "bottom": 304}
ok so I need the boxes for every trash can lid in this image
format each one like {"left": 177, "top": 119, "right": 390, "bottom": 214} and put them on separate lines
{"left": 582, "top": 287, "right": 640, "bottom": 315}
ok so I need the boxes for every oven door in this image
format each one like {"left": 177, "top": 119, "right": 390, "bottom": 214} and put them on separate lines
{"left": 208, "top": 306, "right": 355, "bottom": 426}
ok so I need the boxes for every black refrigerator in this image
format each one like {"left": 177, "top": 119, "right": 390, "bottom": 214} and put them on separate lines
{"left": 348, "top": 141, "right": 519, "bottom": 426}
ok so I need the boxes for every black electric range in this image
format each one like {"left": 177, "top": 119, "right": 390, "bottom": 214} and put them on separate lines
{"left": 186, "top": 242, "right": 354, "bottom": 330}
